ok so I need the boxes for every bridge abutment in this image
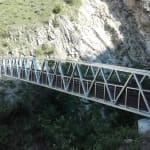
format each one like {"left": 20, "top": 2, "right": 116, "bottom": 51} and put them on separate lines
{"left": 138, "top": 119, "right": 150, "bottom": 134}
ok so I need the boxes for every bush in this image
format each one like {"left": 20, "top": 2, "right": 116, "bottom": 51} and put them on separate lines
{"left": 45, "top": 45, "right": 55, "bottom": 56}
{"left": 2, "top": 42, "right": 9, "bottom": 47}
{"left": 52, "top": 4, "right": 62, "bottom": 14}
{"left": 64, "top": 0, "right": 81, "bottom": 6}
{"left": 36, "top": 43, "right": 55, "bottom": 57}
{"left": 0, "top": 82, "right": 141, "bottom": 150}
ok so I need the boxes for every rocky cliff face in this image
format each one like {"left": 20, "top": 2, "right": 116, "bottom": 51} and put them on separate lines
{"left": 2, "top": 0, "right": 150, "bottom": 67}
{"left": 124, "top": 0, "right": 150, "bottom": 54}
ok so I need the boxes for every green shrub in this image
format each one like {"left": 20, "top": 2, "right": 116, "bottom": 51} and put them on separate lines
{"left": 64, "top": 0, "right": 81, "bottom": 6}
{"left": 34, "top": 10, "right": 40, "bottom": 15}
{"left": 45, "top": 45, "right": 55, "bottom": 56}
{"left": 52, "top": 4, "right": 62, "bottom": 14}
{"left": 2, "top": 42, "right": 9, "bottom": 47}
{"left": 41, "top": 43, "right": 49, "bottom": 51}
{"left": 42, "top": 43, "right": 55, "bottom": 55}
{"left": 36, "top": 43, "right": 55, "bottom": 57}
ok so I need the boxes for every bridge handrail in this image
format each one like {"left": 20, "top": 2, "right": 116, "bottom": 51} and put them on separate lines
{"left": 1, "top": 57, "right": 150, "bottom": 117}
{"left": 1, "top": 57, "right": 150, "bottom": 76}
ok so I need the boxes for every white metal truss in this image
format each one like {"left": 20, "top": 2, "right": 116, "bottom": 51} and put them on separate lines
{"left": 0, "top": 57, "right": 150, "bottom": 117}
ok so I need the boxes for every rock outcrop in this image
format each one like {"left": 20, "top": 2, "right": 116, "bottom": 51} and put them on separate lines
{"left": 124, "top": 0, "right": 150, "bottom": 55}
{"left": 2, "top": 0, "right": 150, "bottom": 67}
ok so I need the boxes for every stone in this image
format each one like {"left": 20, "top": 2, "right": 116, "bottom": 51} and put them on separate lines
{"left": 2, "top": 0, "right": 150, "bottom": 67}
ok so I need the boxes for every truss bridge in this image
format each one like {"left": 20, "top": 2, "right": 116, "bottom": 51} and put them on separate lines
{"left": 0, "top": 57, "right": 150, "bottom": 117}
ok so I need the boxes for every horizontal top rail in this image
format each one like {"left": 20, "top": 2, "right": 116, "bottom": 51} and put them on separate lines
{"left": 1, "top": 57, "right": 150, "bottom": 76}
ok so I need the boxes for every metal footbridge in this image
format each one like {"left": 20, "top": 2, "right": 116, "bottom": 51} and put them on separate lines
{"left": 0, "top": 57, "right": 150, "bottom": 117}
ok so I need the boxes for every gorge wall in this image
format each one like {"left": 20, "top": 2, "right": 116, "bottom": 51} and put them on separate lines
{"left": 123, "top": 0, "right": 150, "bottom": 62}
{"left": 1, "top": 0, "right": 150, "bottom": 67}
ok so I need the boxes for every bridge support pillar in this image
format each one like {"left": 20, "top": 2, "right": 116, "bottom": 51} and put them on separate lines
{"left": 80, "top": 98, "right": 91, "bottom": 111}
{"left": 138, "top": 119, "right": 150, "bottom": 134}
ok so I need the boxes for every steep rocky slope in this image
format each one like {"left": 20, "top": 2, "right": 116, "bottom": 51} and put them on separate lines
{"left": 123, "top": 0, "right": 150, "bottom": 65}
{"left": 1, "top": 0, "right": 150, "bottom": 67}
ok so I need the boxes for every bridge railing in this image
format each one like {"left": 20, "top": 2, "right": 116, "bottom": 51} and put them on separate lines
{"left": 0, "top": 57, "right": 150, "bottom": 117}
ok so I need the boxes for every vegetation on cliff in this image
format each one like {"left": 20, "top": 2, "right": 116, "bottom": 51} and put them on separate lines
{"left": 0, "top": 81, "right": 142, "bottom": 150}
{"left": 0, "top": 0, "right": 82, "bottom": 57}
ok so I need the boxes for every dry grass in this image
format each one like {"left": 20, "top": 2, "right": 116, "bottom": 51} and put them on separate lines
{"left": 0, "top": 0, "right": 81, "bottom": 29}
